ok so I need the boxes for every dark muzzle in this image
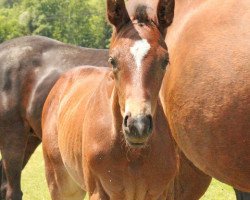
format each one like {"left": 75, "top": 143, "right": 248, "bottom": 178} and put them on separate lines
{"left": 123, "top": 114, "right": 153, "bottom": 147}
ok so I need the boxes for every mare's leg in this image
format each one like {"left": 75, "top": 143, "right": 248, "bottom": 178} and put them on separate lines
{"left": 0, "top": 122, "right": 28, "bottom": 200}
{"left": 0, "top": 135, "right": 40, "bottom": 200}
{"left": 234, "top": 189, "right": 250, "bottom": 200}
{"left": 22, "top": 135, "right": 41, "bottom": 169}
{"left": 0, "top": 160, "right": 6, "bottom": 200}
{"left": 0, "top": 160, "right": 3, "bottom": 194}
{"left": 0, "top": 160, "right": 2, "bottom": 185}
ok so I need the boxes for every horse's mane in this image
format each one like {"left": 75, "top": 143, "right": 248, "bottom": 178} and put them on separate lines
{"left": 127, "top": 1, "right": 155, "bottom": 25}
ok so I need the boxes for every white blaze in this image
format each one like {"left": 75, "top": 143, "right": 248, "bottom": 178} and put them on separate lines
{"left": 126, "top": 39, "right": 151, "bottom": 117}
{"left": 130, "top": 39, "right": 151, "bottom": 69}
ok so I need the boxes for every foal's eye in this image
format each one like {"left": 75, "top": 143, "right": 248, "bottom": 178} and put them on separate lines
{"left": 161, "top": 56, "right": 169, "bottom": 70}
{"left": 108, "top": 56, "right": 118, "bottom": 70}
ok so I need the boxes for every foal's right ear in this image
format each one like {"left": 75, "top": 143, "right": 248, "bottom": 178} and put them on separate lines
{"left": 107, "top": 0, "right": 131, "bottom": 31}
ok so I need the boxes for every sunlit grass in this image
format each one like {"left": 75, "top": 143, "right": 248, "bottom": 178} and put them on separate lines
{"left": 201, "top": 179, "right": 235, "bottom": 200}
{"left": 7, "top": 145, "right": 234, "bottom": 199}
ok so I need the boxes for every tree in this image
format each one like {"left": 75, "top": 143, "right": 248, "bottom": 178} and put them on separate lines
{"left": 0, "top": 0, "right": 112, "bottom": 48}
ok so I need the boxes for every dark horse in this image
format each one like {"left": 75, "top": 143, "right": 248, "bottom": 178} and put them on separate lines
{"left": 0, "top": 35, "right": 108, "bottom": 200}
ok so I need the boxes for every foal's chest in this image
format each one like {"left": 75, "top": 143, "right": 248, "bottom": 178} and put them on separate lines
{"left": 87, "top": 146, "right": 172, "bottom": 200}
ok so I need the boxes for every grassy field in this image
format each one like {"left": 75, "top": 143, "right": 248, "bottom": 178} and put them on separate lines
{"left": 19, "top": 145, "right": 235, "bottom": 200}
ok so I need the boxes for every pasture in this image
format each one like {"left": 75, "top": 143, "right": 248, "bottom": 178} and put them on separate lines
{"left": 1, "top": 0, "right": 248, "bottom": 199}
{"left": 20, "top": 146, "right": 235, "bottom": 200}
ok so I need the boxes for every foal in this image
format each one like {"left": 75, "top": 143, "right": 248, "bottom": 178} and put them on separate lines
{"left": 42, "top": 0, "right": 177, "bottom": 199}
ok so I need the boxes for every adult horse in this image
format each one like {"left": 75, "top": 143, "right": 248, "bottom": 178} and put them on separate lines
{"left": 42, "top": 0, "right": 179, "bottom": 199}
{"left": 0, "top": 35, "right": 108, "bottom": 200}
{"left": 161, "top": 0, "right": 250, "bottom": 191}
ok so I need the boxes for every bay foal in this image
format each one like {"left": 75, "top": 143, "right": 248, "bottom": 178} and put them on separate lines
{"left": 42, "top": 0, "right": 177, "bottom": 199}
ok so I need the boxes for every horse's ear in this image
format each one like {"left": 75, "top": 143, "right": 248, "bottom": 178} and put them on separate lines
{"left": 157, "top": 0, "right": 175, "bottom": 36}
{"left": 107, "top": 0, "right": 131, "bottom": 31}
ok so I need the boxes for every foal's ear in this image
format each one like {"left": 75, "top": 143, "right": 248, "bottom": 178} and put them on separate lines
{"left": 157, "top": 0, "right": 175, "bottom": 36}
{"left": 107, "top": 0, "right": 131, "bottom": 31}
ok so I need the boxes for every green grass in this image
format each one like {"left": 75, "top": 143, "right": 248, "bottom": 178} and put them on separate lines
{"left": 201, "top": 179, "right": 235, "bottom": 200}
{"left": 11, "top": 146, "right": 234, "bottom": 199}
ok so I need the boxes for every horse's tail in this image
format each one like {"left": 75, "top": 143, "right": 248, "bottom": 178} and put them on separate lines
{"left": 234, "top": 188, "right": 250, "bottom": 200}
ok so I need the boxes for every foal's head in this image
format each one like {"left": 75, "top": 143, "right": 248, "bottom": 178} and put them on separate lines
{"left": 107, "top": 0, "right": 174, "bottom": 148}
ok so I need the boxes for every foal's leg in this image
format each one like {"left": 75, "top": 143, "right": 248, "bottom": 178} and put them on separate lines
{"left": 0, "top": 122, "right": 28, "bottom": 200}
{"left": 43, "top": 148, "right": 85, "bottom": 200}
{"left": 43, "top": 120, "right": 85, "bottom": 200}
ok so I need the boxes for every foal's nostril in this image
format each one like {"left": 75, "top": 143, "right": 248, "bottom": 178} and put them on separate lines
{"left": 146, "top": 115, "right": 153, "bottom": 133}
{"left": 124, "top": 113, "right": 131, "bottom": 127}
{"left": 124, "top": 115, "right": 129, "bottom": 127}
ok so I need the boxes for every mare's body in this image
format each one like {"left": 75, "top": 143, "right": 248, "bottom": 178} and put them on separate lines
{"left": 161, "top": 0, "right": 250, "bottom": 191}
{"left": 0, "top": 35, "right": 108, "bottom": 199}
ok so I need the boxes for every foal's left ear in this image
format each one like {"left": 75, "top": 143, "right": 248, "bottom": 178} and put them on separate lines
{"left": 107, "top": 0, "right": 131, "bottom": 31}
{"left": 157, "top": 0, "right": 175, "bottom": 36}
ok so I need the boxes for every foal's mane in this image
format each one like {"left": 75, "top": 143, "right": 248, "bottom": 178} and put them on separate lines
{"left": 110, "top": 3, "right": 155, "bottom": 40}
{"left": 128, "top": 3, "right": 155, "bottom": 25}
{"left": 133, "top": 5, "right": 151, "bottom": 24}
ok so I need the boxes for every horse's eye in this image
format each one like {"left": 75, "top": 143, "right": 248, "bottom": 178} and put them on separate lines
{"left": 161, "top": 56, "right": 169, "bottom": 70}
{"left": 108, "top": 57, "right": 118, "bottom": 70}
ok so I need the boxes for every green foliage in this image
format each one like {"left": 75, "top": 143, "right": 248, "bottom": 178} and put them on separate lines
{"left": 0, "top": 6, "right": 26, "bottom": 43}
{"left": 0, "top": 0, "right": 111, "bottom": 48}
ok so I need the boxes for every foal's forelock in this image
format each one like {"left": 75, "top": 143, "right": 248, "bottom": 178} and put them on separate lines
{"left": 130, "top": 4, "right": 153, "bottom": 25}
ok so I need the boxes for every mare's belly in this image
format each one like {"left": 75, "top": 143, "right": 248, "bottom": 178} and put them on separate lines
{"left": 163, "top": 1, "right": 250, "bottom": 189}
{"left": 164, "top": 55, "right": 250, "bottom": 190}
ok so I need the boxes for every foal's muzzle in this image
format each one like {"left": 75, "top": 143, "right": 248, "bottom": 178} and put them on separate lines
{"left": 123, "top": 114, "right": 153, "bottom": 147}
